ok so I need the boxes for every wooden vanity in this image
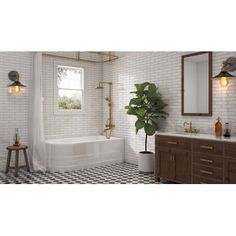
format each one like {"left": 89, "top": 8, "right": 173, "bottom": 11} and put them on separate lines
{"left": 155, "top": 133, "right": 236, "bottom": 184}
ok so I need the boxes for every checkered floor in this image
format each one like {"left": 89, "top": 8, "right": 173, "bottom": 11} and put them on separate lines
{"left": 0, "top": 162, "right": 166, "bottom": 184}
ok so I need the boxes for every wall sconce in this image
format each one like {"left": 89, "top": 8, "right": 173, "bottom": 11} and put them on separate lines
{"left": 213, "top": 57, "right": 236, "bottom": 87}
{"left": 8, "top": 71, "right": 26, "bottom": 94}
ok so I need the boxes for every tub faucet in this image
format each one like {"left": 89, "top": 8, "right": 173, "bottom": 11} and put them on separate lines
{"left": 104, "top": 118, "right": 114, "bottom": 139}
{"left": 104, "top": 128, "right": 112, "bottom": 139}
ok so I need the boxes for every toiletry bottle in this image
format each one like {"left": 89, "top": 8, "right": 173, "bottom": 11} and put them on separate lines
{"left": 224, "top": 123, "right": 231, "bottom": 138}
{"left": 215, "top": 117, "right": 222, "bottom": 137}
{"left": 13, "top": 128, "right": 20, "bottom": 146}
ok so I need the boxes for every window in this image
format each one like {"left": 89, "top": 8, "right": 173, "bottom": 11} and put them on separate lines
{"left": 54, "top": 64, "right": 85, "bottom": 114}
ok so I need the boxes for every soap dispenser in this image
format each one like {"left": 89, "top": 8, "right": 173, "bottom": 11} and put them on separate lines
{"left": 215, "top": 117, "right": 222, "bottom": 137}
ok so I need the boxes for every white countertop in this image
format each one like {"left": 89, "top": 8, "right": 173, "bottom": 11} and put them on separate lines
{"left": 156, "top": 131, "right": 236, "bottom": 143}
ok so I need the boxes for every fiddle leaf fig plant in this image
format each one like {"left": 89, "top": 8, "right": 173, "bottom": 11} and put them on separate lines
{"left": 125, "top": 82, "right": 168, "bottom": 152}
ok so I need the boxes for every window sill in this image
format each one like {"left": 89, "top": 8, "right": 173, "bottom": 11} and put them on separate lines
{"left": 53, "top": 109, "right": 87, "bottom": 116}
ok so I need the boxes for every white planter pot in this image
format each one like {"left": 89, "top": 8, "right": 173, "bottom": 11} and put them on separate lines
{"left": 138, "top": 152, "right": 154, "bottom": 173}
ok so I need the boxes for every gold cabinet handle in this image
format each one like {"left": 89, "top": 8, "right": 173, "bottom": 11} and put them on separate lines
{"left": 169, "top": 153, "right": 175, "bottom": 161}
{"left": 200, "top": 170, "right": 213, "bottom": 175}
{"left": 200, "top": 145, "right": 213, "bottom": 150}
{"left": 200, "top": 158, "right": 213, "bottom": 163}
{"left": 167, "top": 141, "right": 178, "bottom": 145}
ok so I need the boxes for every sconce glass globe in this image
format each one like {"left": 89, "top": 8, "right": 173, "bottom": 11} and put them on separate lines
{"left": 8, "top": 81, "right": 26, "bottom": 94}
{"left": 219, "top": 77, "right": 229, "bottom": 87}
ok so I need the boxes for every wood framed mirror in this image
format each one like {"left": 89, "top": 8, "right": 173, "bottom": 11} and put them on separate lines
{"left": 181, "top": 52, "right": 212, "bottom": 116}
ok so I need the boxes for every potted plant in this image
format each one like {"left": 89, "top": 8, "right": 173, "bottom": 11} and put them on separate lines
{"left": 125, "top": 82, "right": 168, "bottom": 173}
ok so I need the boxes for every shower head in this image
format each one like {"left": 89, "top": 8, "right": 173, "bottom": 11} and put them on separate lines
{"left": 96, "top": 82, "right": 104, "bottom": 89}
{"left": 96, "top": 85, "right": 104, "bottom": 89}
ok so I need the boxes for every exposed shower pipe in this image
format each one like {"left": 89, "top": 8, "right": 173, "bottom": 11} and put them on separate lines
{"left": 96, "top": 81, "right": 115, "bottom": 139}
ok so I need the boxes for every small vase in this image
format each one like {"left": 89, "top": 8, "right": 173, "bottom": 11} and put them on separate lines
{"left": 13, "top": 128, "right": 20, "bottom": 146}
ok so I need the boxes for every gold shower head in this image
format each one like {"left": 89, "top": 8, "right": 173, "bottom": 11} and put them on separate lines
{"left": 95, "top": 82, "right": 104, "bottom": 89}
{"left": 96, "top": 85, "right": 104, "bottom": 89}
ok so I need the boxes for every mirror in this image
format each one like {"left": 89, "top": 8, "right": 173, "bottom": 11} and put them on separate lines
{"left": 181, "top": 52, "right": 212, "bottom": 116}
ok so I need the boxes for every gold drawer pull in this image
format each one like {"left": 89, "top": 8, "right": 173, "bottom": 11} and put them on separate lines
{"left": 167, "top": 141, "right": 178, "bottom": 145}
{"left": 169, "top": 153, "right": 175, "bottom": 161}
{"left": 200, "top": 170, "right": 213, "bottom": 175}
{"left": 200, "top": 181, "right": 208, "bottom": 184}
{"left": 200, "top": 145, "right": 213, "bottom": 150}
{"left": 200, "top": 158, "right": 213, "bottom": 163}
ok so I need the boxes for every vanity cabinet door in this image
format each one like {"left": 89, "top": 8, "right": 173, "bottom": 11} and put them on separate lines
{"left": 224, "top": 158, "right": 236, "bottom": 184}
{"left": 174, "top": 150, "right": 191, "bottom": 183}
{"left": 157, "top": 148, "right": 175, "bottom": 181}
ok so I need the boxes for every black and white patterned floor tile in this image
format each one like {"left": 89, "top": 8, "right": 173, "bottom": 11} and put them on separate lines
{"left": 0, "top": 162, "right": 174, "bottom": 184}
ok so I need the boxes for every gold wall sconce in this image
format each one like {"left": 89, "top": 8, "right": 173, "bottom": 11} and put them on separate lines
{"left": 8, "top": 71, "right": 26, "bottom": 94}
{"left": 213, "top": 57, "right": 236, "bottom": 87}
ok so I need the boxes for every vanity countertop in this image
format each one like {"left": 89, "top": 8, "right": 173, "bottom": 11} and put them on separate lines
{"left": 156, "top": 132, "right": 236, "bottom": 143}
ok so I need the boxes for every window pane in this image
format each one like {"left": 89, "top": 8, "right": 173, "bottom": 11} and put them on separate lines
{"left": 58, "top": 89, "right": 82, "bottom": 110}
{"left": 57, "top": 65, "right": 82, "bottom": 89}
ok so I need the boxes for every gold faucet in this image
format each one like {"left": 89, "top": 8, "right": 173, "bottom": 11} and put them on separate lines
{"left": 183, "top": 121, "right": 199, "bottom": 134}
{"left": 96, "top": 81, "right": 115, "bottom": 139}
{"left": 184, "top": 121, "right": 192, "bottom": 133}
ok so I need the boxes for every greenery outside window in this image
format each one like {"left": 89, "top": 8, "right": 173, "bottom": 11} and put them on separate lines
{"left": 54, "top": 64, "right": 85, "bottom": 114}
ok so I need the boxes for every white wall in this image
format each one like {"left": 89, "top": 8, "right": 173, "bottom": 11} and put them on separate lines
{"left": 0, "top": 52, "right": 33, "bottom": 169}
{"left": 103, "top": 52, "right": 236, "bottom": 164}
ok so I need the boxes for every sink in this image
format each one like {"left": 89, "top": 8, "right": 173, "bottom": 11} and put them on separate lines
{"left": 165, "top": 131, "right": 198, "bottom": 136}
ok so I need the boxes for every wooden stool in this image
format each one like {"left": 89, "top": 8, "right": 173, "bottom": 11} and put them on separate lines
{"left": 5, "top": 145, "right": 30, "bottom": 177}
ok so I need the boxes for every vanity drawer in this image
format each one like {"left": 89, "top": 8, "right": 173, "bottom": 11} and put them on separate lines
{"left": 193, "top": 164, "right": 223, "bottom": 181}
{"left": 224, "top": 143, "right": 236, "bottom": 158}
{"left": 193, "top": 153, "right": 223, "bottom": 168}
{"left": 192, "top": 175, "right": 222, "bottom": 184}
{"left": 156, "top": 136, "right": 191, "bottom": 150}
{"left": 193, "top": 139, "right": 223, "bottom": 155}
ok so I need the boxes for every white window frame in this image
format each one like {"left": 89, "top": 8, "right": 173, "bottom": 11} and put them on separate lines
{"left": 53, "top": 62, "right": 86, "bottom": 115}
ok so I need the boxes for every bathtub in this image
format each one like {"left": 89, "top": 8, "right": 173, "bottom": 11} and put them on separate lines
{"left": 45, "top": 136, "right": 124, "bottom": 172}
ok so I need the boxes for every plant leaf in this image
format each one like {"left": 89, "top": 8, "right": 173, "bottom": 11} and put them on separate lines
{"left": 129, "top": 97, "right": 143, "bottom": 106}
{"left": 135, "top": 108, "right": 146, "bottom": 117}
{"left": 126, "top": 107, "right": 136, "bottom": 115}
{"left": 144, "top": 123, "right": 156, "bottom": 136}
{"left": 135, "top": 82, "right": 149, "bottom": 92}
{"left": 148, "top": 83, "right": 157, "bottom": 94}
{"left": 135, "top": 119, "right": 145, "bottom": 134}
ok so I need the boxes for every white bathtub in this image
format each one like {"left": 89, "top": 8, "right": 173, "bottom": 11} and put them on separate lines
{"left": 45, "top": 136, "right": 124, "bottom": 172}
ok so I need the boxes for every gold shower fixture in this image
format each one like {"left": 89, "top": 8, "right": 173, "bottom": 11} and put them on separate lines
{"left": 96, "top": 81, "right": 115, "bottom": 139}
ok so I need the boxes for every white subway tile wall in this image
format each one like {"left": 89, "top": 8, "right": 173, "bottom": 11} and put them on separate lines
{"left": 103, "top": 52, "right": 236, "bottom": 164}
{"left": 0, "top": 52, "right": 33, "bottom": 169}
{"left": 0, "top": 51, "right": 235, "bottom": 169}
